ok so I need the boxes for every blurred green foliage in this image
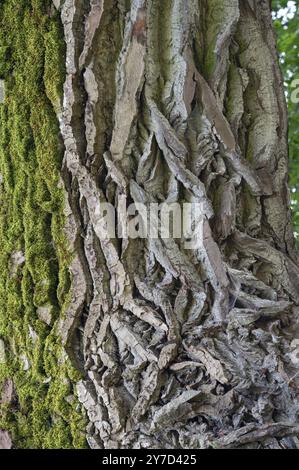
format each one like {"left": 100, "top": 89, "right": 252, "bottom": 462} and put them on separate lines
{"left": 272, "top": 0, "right": 299, "bottom": 237}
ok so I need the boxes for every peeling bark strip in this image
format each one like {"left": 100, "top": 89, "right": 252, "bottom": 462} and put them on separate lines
{"left": 54, "top": 0, "right": 299, "bottom": 449}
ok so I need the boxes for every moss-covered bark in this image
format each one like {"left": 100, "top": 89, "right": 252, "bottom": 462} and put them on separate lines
{"left": 0, "top": 0, "right": 86, "bottom": 449}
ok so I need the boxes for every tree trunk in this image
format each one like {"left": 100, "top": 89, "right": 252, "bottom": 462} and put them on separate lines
{"left": 2, "top": 0, "right": 299, "bottom": 449}
{"left": 54, "top": 0, "right": 299, "bottom": 449}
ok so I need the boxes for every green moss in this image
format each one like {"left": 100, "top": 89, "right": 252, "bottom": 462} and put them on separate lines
{"left": 0, "top": 0, "right": 87, "bottom": 448}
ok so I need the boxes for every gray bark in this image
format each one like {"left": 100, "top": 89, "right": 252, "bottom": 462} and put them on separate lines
{"left": 54, "top": 0, "right": 299, "bottom": 449}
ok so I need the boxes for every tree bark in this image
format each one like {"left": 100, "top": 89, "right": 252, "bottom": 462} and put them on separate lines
{"left": 54, "top": 0, "right": 299, "bottom": 449}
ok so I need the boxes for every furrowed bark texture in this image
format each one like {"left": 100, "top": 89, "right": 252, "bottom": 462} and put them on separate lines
{"left": 54, "top": 0, "right": 299, "bottom": 449}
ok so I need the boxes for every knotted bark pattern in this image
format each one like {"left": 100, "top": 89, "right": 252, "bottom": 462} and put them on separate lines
{"left": 54, "top": 0, "right": 299, "bottom": 449}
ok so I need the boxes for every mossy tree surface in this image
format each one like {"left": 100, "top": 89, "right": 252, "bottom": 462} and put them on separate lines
{"left": 0, "top": 0, "right": 86, "bottom": 449}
